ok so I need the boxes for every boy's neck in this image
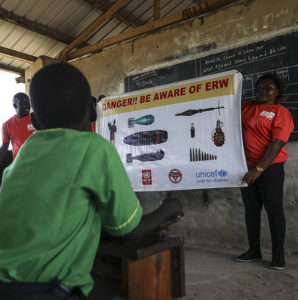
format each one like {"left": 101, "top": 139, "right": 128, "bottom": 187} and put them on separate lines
{"left": 44, "top": 121, "right": 92, "bottom": 132}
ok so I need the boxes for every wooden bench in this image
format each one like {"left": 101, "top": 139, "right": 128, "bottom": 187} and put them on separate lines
{"left": 92, "top": 234, "right": 185, "bottom": 300}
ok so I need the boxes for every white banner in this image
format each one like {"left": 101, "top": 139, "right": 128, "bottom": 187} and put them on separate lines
{"left": 98, "top": 70, "right": 247, "bottom": 191}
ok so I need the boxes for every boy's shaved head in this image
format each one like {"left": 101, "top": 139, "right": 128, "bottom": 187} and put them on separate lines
{"left": 29, "top": 63, "right": 91, "bottom": 129}
{"left": 13, "top": 92, "right": 29, "bottom": 106}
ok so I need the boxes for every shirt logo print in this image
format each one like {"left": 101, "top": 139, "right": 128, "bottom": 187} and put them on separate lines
{"left": 259, "top": 111, "right": 275, "bottom": 120}
{"left": 27, "top": 124, "right": 35, "bottom": 131}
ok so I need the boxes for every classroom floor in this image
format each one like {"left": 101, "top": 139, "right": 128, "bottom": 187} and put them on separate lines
{"left": 184, "top": 246, "right": 298, "bottom": 299}
{"left": 89, "top": 245, "right": 298, "bottom": 300}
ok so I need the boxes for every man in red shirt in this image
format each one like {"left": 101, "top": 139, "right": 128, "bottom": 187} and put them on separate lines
{"left": 0, "top": 93, "right": 35, "bottom": 164}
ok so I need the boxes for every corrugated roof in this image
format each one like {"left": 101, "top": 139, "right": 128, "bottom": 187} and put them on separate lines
{"left": 0, "top": 0, "right": 237, "bottom": 79}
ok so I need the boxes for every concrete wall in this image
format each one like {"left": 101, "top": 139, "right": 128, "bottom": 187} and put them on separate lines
{"left": 26, "top": 0, "right": 298, "bottom": 252}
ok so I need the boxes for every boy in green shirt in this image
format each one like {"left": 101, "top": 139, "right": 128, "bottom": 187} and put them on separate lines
{"left": 0, "top": 63, "right": 183, "bottom": 299}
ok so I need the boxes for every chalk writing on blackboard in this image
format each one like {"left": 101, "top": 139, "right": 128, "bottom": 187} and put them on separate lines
{"left": 125, "top": 31, "right": 298, "bottom": 141}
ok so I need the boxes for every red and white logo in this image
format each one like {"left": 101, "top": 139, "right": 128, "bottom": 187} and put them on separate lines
{"left": 259, "top": 111, "right": 275, "bottom": 120}
{"left": 168, "top": 169, "right": 182, "bottom": 184}
{"left": 142, "top": 170, "right": 152, "bottom": 185}
{"left": 27, "top": 124, "right": 35, "bottom": 131}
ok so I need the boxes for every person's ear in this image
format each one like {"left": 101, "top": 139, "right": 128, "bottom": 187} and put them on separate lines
{"left": 89, "top": 100, "right": 97, "bottom": 122}
{"left": 30, "top": 112, "right": 42, "bottom": 130}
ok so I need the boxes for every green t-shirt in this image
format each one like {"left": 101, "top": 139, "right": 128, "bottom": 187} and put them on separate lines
{"left": 0, "top": 128, "right": 142, "bottom": 295}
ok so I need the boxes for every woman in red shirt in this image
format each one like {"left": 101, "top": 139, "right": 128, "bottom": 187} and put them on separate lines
{"left": 236, "top": 74, "right": 294, "bottom": 270}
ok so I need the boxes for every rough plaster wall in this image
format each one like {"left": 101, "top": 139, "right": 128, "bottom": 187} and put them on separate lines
{"left": 32, "top": 0, "right": 298, "bottom": 252}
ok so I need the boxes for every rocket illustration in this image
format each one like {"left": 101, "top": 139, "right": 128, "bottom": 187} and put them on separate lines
{"left": 128, "top": 114, "right": 154, "bottom": 127}
{"left": 123, "top": 130, "right": 168, "bottom": 146}
{"left": 175, "top": 100, "right": 224, "bottom": 116}
{"left": 126, "top": 150, "right": 165, "bottom": 163}
{"left": 175, "top": 105, "right": 224, "bottom": 116}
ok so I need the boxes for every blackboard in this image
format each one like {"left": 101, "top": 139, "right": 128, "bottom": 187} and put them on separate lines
{"left": 125, "top": 31, "right": 298, "bottom": 141}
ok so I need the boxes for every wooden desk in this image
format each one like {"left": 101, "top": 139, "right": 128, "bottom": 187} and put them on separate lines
{"left": 92, "top": 234, "right": 185, "bottom": 300}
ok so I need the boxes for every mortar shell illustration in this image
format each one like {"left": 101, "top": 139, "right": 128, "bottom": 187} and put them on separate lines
{"left": 123, "top": 130, "right": 168, "bottom": 146}
{"left": 128, "top": 114, "right": 154, "bottom": 128}
{"left": 126, "top": 150, "right": 165, "bottom": 163}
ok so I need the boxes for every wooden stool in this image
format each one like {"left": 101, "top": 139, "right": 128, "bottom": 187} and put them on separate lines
{"left": 92, "top": 234, "right": 185, "bottom": 300}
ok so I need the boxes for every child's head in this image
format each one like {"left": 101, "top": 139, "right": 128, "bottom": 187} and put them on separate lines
{"left": 29, "top": 63, "right": 93, "bottom": 130}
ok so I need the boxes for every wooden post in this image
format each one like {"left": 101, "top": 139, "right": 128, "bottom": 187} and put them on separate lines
{"left": 154, "top": 0, "right": 160, "bottom": 21}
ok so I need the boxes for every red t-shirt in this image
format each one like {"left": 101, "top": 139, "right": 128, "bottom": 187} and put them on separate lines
{"left": 2, "top": 115, "right": 35, "bottom": 159}
{"left": 242, "top": 101, "right": 294, "bottom": 169}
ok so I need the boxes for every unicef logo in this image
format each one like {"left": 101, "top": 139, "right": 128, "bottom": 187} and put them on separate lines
{"left": 196, "top": 169, "right": 228, "bottom": 178}
{"left": 218, "top": 170, "right": 228, "bottom": 177}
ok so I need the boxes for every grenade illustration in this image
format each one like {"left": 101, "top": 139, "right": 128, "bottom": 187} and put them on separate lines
{"left": 212, "top": 120, "right": 225, "bottom": 146}
{"left": 123, "top": 130, "right": 168, "bottom": 146}
{"left": 126, "top": 150, "right": 165, "bottom": 163}
{"left": 128, "top": 114, "right": 154, "bottom": 128}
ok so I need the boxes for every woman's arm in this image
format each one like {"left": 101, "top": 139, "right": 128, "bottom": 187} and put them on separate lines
{"left": 242, "top": 138, "right": 285, "bottom": 184}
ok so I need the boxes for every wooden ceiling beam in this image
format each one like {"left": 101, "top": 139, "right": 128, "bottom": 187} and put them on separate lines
{"left": 154, "top": 0, "right": 160, "bottom": 21}
{"left": 0, "top": 7, "right": 77, "bottom": 45}
{"left": 57, "top": 0, "right": 129, "bottom": 60}
{"left": 82, "top": 0, "right": 138, "bottom": 28}
{"left": 0, "top": 46, "right": 36, "bottom": 64}
{"left": 66, "top": 0, "right": 238, "bottom": 61}
{"left": 0, "top": 63, "right": 24, "bottom": 76}
{"left": 15, "top": 76, "right": 25, "bottom": 84}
